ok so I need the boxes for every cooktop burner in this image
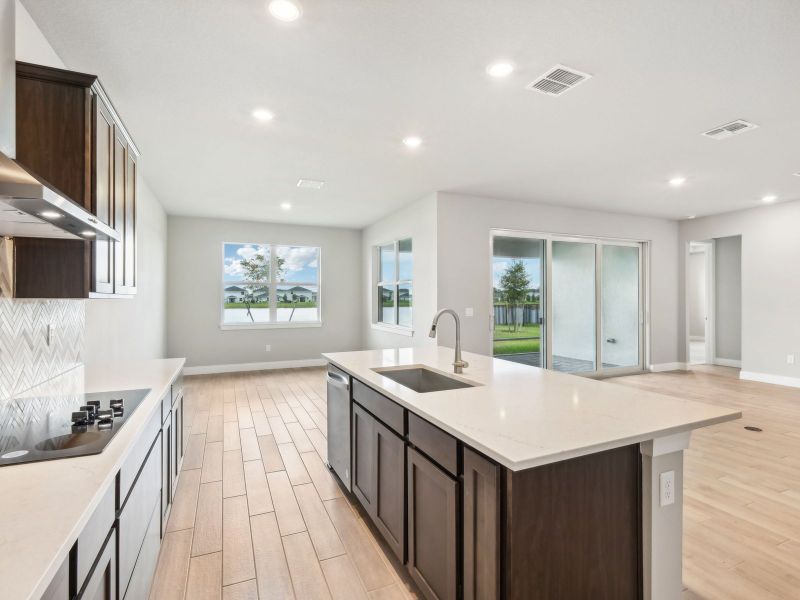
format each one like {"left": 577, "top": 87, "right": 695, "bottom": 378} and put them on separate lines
{"left": 0, "top": 388, "right": 150, "bottom": 467}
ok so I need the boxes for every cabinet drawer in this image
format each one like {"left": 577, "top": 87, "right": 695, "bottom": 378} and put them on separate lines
{"left": 161, "top": 391, "right": 171, "bottom": 425}
{"left": 78, "top": 529, "right": 116, "bottom": 600}
{"left": 171, "top": 372, "right": 184, "bottom": 405}
{"left": 408, "top": 412, "right": 458, "bottom": 476}
{"left": 123, "top": 501, "right": 161, "bottom": 600}
{"left": 77, "top": 483, "right": 115, "bottom": 590}
{"left": 119, "top": 433, "right": 162, "bottom": 595}
{"left": 352, "top": 379, "right": 404, "bottom": 435}
{"left": 119, "top": 403, "right": 161, "bottom": 505}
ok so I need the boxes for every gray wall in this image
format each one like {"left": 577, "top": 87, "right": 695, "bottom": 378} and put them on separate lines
{"left": 167, "top": 216, "right": 362, "bottom": 368}
{"left": 688, "top": 251, "right": 706, "bottom": 339}
{"left": 361, "top": 194, "right": 438, "bottom": 350}
{"left": 713, "top": 235, "right": 742, "bottom": 362}
{"left": 435, "top": 193, "right": 681, "bottom": 367}
{"left": 680, "top": 202, "right": 799, "bottom": 379}
{"left": 84, "top": 180, "right": 168, "bottom": 365}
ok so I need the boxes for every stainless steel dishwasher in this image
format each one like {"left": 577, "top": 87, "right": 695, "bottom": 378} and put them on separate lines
{"left": 326, "top": 364, "right": 351, "bottom": 491}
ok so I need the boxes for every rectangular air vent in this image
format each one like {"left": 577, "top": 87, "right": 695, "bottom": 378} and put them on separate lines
{"left": 297, "top": 179, "right": 325, "bottom": 189}
{"left": 702, "top": 119, "right": 758, "bottom": 140}
{"left": 526, "top": 64, "right": 592, "bottom": 96}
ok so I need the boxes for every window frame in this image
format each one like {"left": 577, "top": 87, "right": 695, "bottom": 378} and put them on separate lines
{"left": 220, "top": 241, "right": 323, "bottom": 330}
{"left": 373, "top": 237, "right": 413, "bottom": 334}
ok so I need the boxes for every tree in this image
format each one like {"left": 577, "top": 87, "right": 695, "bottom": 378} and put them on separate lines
{"left": 499, "top": 260, "right": 530, "bottom": 332}
{"left": 239, "top": 252, "right": 285, "bottom": 322}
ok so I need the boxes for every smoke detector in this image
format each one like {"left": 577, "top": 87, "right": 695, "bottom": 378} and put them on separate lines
{"left": 525, "top": 65, "right": 592, "bottom": 96}
{"left": 702, "top": 119, "right": 758, "bottom": 140}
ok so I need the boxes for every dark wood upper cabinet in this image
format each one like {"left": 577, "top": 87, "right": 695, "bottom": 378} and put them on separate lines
{"left": 12, "top": 61, "right": 139, "bottom": 299}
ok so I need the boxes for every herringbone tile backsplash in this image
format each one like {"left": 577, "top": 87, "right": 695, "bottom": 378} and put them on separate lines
{"left": 0, "top": 299, "right": 85, "bottom": 401}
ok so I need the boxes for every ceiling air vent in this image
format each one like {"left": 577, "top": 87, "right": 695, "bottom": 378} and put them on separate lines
{"left": 702, "top": 119, "right": 758, "bottom": 140}
{"left": 526, "top": 64, "right": 592, "bottom": 96}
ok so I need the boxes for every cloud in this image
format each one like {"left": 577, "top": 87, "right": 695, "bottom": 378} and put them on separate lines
{"left": 225, "top": 244, "right": 268, "bottom": 277}
{"left": 277, "top": 246, "right": 319, "bottom": 275}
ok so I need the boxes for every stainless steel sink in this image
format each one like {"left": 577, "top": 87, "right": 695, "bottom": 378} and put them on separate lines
{"left": 372, "top": 366, "right": 479, "bottom": 393}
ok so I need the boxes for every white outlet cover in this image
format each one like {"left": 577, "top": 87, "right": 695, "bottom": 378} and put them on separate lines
{"left": 788, "top": 354, "right": 795, "bottom": 365}
{"left": 660, "top": 470, "right": 675, "bottom": 507}
{"left": 465, "top": 307, "right": 474, "bottom": 317}
{"left": 265, "top": 344, "right": 271, "bottom": 352}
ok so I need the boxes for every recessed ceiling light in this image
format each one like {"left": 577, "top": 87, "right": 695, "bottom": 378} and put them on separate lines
{"left": 39, "top": 211, "right": 61, "bottom": 219}
{"left": 762, "top": 195, "right": 777, "bottom": 204}
{"left": 268, "top": 0, "right": 301, "bottom": 22}
{"left": 297, "top": 179, "right": 325, "bottom": 189}
{"left": 252, "top": 108, "right": 274, "bottom": 122}
{"left": 402, "top": 136, "right": 422, "bottom": 149}
{"left": 280, "top": 202, "right": 292, "bottom": 211}
{"left": 669, "top": 176, "right": 686, "bottom": 187}
{"left": 686, "top": 215, "right": 696, "bottom": 220}
{"left": 793, "top": 172, "right": 800, "bottom": 177}
{"left": 81, "top": 231, "right": 96, "bottom": 237}
{"left": 486, "top": 61, "right": 514, "bottom": 78}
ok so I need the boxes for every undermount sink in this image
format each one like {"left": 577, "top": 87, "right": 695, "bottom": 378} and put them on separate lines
{"left": 372, "top": 366, "right": 479, "bottom": 393}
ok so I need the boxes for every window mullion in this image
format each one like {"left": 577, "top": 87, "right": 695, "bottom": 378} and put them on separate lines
{"left": 269, "top": 244, "right": 278, "bottom": 322}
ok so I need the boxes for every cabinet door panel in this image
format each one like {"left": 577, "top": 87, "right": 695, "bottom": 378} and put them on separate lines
{"left": 463, "top": 448, "right": 501, "bottom": 600}
{"left": 374, "top": 419, "right": 405, "bottom": 561}
{"left": 407, "top": 447, "right": 457, "bottom": 600}
{"left": 124, "top": 150, "right": 137, "bottom": 291}
{"left": 352, "top": 403, "right": 376, "bottom": 512}
{"left": 92, "top": 97, "right": 114, "bottom": 294}
{"left": 78, "top": 529, "right": 116, "bottom": 600}
{"left": 113, "top": 133, "right": 126, "bottom": 293}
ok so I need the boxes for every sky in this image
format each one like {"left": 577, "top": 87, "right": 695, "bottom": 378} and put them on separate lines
{"left": 492, "top": 256, "right": 541, "bottom": 289}
{"left": 224, "top": 243, "right": 319, "bottom": 283}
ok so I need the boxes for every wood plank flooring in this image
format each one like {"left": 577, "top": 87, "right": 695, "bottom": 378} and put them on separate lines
{"left": 151, "top": 364, "right": 800, "bottom": 600}
{"left": 150, "top": 367, "right": 418, "bottom": 600}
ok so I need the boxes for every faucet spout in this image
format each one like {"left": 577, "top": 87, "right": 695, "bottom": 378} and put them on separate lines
{"left": 428, "top": 308, "right": 469, "bottom": 374}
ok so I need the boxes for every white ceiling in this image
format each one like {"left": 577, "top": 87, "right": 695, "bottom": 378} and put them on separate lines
{"left": 22, "top": 0, "right": 800, "bottom": 228}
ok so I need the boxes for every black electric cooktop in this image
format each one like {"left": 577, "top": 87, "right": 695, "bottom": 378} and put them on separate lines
{"left": 0, "top": 388, "right": 151, "bottom": 467}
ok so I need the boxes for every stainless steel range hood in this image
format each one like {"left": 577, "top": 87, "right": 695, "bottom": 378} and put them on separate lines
{"left": 0, "top": 0, "right": 118, "bottom": 241}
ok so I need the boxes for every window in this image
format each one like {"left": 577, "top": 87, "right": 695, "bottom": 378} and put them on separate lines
{"left": 222, "top": 242, "right": 321, "bottom": 328}
{"left": 376, "top": 238, "right": 412, "bottom": 328}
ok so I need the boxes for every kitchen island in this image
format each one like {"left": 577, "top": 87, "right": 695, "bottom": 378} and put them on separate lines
{"left": 323, "top": 346, "right": 740, "bottom": 600}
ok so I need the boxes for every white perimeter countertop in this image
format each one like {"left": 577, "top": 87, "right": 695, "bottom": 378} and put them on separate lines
{"left": 0, "top": 358, "right": 185, "bottom": 600}
{"left": 323, "top": 347, "right": 740, "bottom": 471}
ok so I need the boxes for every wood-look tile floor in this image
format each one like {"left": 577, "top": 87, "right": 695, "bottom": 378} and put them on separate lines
{"left": 150, "top": 367, "right": 419, "bottom": 600}
{"left": 151, "top": 364, "right": 800, "bottom": 600}
{"left": 614, "top": 365, "right": 800, "bottom": 600}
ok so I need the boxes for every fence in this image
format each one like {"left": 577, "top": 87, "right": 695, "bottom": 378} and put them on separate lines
{"left": 494, "top": 303, "right": 540, "bottom": 326}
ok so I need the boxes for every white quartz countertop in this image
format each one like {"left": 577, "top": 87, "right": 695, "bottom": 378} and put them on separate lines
{"left": 0, "top": 357, "right": 185, "bottom": 600}
{"left": 323, "top": 347, "right": 740, "bottom": 472}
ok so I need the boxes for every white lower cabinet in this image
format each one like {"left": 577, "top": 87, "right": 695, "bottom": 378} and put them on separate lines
{"left": 79, "top": 530, "right": 116, "bottom": 600}
{"left": 122, "top": 502, "right": 161, "bottom": 600}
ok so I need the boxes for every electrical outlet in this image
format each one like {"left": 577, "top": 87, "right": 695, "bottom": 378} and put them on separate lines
{"left": 464, "top": 307, "right": 474, "bottom": 317}
{"left": 265, "top": 344, "right": 271, "bottom": 352}
{"left": 788, "top": 354, "right": 795, "bottom": 365}
{"left": 660, "top": 470, "right": 675, "bottom": 507}
{"left": 46, "top": 324, "right": 56, "bottom": 347}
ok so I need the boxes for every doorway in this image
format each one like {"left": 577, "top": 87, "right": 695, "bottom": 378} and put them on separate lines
{"left": 491, "top": 230, "right": 647, "bottom": 376}
{"left": 687, "top": 241, "right": 713, "bottom": 365}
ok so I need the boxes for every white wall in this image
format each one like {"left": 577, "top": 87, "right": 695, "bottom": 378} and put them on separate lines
{"left": 435, "top": 193, "right": 681, "bottom": 367}
{"left": 361, "top": 195, "right": 438, "bottom": 350}
{"left": 167, "top": 216, "right": 362, "bottom": 368}
{"left": 680, "top": 203, "right": 798, "bottom": 380}
{"left": 84, "top": 181, "right": 168, "bottom": 364}
{"left": 713, "top": 235, "right": 742, "bottom": 362}
{"left": 16, "top": 1, "right": 169, "bottom": 367}
{"left": 688, "top": 251, "right": 706, "bottom": 339}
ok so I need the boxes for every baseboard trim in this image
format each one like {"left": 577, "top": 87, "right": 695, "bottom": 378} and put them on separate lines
{"left": 649, "top": 362, "right": 687, "bottom": 373}
{"left": 714, "top": 358, "right": 742, "bottom": 368}
{"left": 740, "top": 370, "right": 800, "bottom": 389}
{"left": 184, "top": 358, "right": 327, "bottom": 375}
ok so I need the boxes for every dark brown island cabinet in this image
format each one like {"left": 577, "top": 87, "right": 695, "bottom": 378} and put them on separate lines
{"left": 337, "top": 371, "right": 642, "bottom": 600}
{"left": 11, "top": 61, "right": 138, "bottom": 299}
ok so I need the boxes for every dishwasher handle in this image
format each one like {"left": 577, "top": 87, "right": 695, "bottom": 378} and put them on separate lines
{"left": 326, "top": 371, "right": 349, "bottom": 390}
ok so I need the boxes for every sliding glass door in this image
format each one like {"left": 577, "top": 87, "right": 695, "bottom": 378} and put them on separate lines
{"left": 491, "top": 231, "right": 645, "bottom": 376}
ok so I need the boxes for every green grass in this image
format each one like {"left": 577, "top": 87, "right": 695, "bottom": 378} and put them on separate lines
{"left": 224, "top": 302, "right": 317, "bottom": 309}
{"left": 493, "top": 323, "right": 541, "bottom": 355}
